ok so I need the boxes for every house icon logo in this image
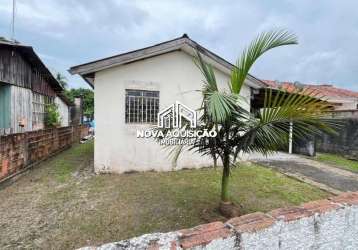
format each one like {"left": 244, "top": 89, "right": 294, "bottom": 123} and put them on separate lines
{"left": 158, "top": 101, "right": 197, "bottom": 128}
{"left": 137, "top": 101, "right": 215, "bottom": 144}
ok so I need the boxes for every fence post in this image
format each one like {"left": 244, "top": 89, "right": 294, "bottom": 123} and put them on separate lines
{"left": 23, "top": 132, "right": 29, "bottom": 166}
{"left": 71, "top": 126, "right": 74, "bottom": 143}
{"left": 288, "top": 120, "right": 293, "bottom": 154}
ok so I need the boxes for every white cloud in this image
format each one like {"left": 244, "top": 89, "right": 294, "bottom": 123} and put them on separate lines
{"left": 0, "top": 0, "right": 357, "bottom": 90}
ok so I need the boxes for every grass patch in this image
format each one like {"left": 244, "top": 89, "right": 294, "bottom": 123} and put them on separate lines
{"left": 49, "top": 142, "right": 94, "bottom": 182}
{"left": 315, "top": 153, "right": 358, "bottom": 173}
{"left": 0, "top": 142, "right": 330, "bottom": 249}
{"left": 54, "top": 165, "right": 328, "bottom": 249}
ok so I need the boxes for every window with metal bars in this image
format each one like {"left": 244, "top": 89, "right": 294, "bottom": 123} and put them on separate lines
{"left": 125, "top": 89, "right": 159, "bottom": 124}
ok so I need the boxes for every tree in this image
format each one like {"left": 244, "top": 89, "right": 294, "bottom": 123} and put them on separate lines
{"left": 56, "top": 73, "right": 68, "bottom": 89}
{"left": 64, "top": 88, "right": 94, "bottom": 120}
{"left": 163, "top": 30, "right": 337, "bottom": 215}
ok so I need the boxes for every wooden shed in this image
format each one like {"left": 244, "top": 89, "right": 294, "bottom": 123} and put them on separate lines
{"left": 0, "top": 38, "right": 66, "bottom": 134}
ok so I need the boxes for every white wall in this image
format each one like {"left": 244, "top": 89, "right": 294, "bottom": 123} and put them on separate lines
{"left": 94, "top": 51, "right": 252, "bottom": 173}
{"left": 328, "top": 96, "right": 358, "bottom": 110}
{"left": 55, "top": 97, "right": 70, "bottom": 127}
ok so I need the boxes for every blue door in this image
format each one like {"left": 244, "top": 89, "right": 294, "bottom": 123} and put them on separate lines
{"left": 0, "top": 83, "right": 11, "bottom": 129}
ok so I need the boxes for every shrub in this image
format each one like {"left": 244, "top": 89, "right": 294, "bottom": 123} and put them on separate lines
{"left": 45, "top": 103, "right": 61, "bottom": 127}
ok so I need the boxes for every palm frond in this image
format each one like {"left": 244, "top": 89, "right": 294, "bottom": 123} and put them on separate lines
{"left": 239, "top": 89, "right": 339, "bottom": 155}
{"left": 231, "top": 29, "right": 298, "bottom": 94}
{"left": 194, "top": 52, "right": 218, "bottom": 93}
{"left": 194, "top": 52, "right": 239, "bottom": 123}
{"left": 158, "top": 30, "right": 340, "bottom": 173}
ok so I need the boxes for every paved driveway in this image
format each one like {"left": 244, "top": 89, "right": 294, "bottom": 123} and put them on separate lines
{"left": 248, "top": 152, "right": 358, "bottom": 193}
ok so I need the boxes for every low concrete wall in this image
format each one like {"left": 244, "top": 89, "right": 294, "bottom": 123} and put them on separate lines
{"left": 80, "top": 192, "right": 358, "bottom": 250}
{"left": 293, "top": 137, "right": 316, "bottom": 157}
{"left": 316, "top": 118, "right": 358, "bottom": 160}
{"left": 329, "top": 110, "right": 358, "bottom": 119}
{"left": 0, "top": 125, "right": 88, "bottom": 182}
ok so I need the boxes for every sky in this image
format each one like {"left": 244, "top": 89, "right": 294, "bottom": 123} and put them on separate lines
{"left": 0, "top": 0, "right": 357, "bottom": 91}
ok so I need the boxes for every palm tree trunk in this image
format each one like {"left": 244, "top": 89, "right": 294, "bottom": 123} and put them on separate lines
{"left": 213, "top": 124, "right": 219, "bottom": 168}
{"left": 213, "top": 156, "right": 217, "bottom": 168}
{"left": 221, "top": 155, "right": 230, "bottom": 202}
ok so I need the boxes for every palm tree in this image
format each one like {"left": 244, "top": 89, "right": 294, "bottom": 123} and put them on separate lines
{"left": 56, "top": 73, "right": 68, "bottom": 89}
{"left": 162, "top": 29, "right": 337, "bottom": 215}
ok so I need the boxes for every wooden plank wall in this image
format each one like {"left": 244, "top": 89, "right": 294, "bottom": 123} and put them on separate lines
{"left": 0, "top": 46, "right": 64, "bottom": 135}
{"left": 0, "top": 47, "right": 56, "bottom": 97}
{"left": 0, "top": 48, "right": 32, "bottom": 89}
{"left": 32, "top": 70, "right": 56, "bottom": 97}
{"left": 10, "top": 85, "right": 33, "bottom": 133}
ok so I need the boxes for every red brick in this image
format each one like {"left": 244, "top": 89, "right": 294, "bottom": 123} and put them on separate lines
{"left": 1, "top": 159, "right": 9, "bottom": 177}
{"left": 302, "top": 199, "right": 340, "bottom": 214}
{"left": 170, "top": 240, "right": 178, "bottom": 250}
{"left": 178, "top": 221, "right": 231, "bottom": 249}
{"left": 269, "top": 206, "right": 313, "bottom": 222}
{"left": 0, "top": 125, "right": 88, "bottom": 182}
{"left": 329, "top": 192, "right": 358, "bottom": 206}
{"left": 227, "top": 212, "right": 275, "bottom": 233}
{"left": 147, "top": 241, "right": 160, "bottom": 250}
{"left": 179, "top": 221, "right": 224, "bottom": 236}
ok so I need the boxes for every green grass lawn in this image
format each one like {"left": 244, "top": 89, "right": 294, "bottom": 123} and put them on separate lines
{"left": 315, "top": 153, "right": 358, "bottom": 173}
{"left": 0, "top": 141, "right": 330, "bottom": 249}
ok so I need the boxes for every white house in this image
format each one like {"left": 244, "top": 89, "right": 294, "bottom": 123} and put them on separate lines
{"left": 70, "top": 34, "right": 267, "bottom": 173}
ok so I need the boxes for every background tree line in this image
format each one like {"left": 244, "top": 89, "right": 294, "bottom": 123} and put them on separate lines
{"left": 56, "top": 73, "right": 94, "bottom": 120}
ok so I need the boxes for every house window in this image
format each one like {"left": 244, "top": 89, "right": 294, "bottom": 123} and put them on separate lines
{"left": 125, "top": 89, "right": 159, "bottom": 123}
{"left": 32, "top": 93, "right": 54, "bottom": 129}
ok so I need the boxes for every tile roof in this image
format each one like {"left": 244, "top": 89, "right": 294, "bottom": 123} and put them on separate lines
{"left": 263, "top": 80, "right": 358, "bottom": 99}
{"left": 69, "top": 34, "right": 267, "bottom": 89}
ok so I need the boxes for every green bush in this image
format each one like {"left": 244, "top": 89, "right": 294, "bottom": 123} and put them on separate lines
{"left": 45, "top": 103, "right": 61, "bottom": 127}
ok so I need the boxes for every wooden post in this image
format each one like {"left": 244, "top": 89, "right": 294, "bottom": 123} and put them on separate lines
{"left": 289, "top": 120, "right": 293, "bottom": 154}
{"left": 23, "top": 133, "right": 29, "bottom": 166}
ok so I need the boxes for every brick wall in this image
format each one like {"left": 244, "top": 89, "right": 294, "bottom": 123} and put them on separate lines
{"left": 0, "top": 125, "right": 89, "bottom": 182}
{"left": 80, "top": 192, "right": 358, "bottom": 250}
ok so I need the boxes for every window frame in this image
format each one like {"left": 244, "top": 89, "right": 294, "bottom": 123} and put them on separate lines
{"left": 32, "top": 93, "right": 54, "bottom": 129}
{"left": 125, "top": 89, "right": 160, "bottom": 124}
